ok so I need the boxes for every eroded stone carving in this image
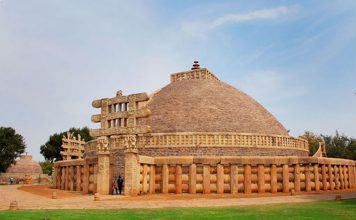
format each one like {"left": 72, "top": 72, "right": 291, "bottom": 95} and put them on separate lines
{"left": 60, "top": 132, "right": 85, "bottom": 160}
{"left": 97, "top": 136, "right": 110, "bottom": 153}
{"left": 123, "top": 135, "right": 137, "bottom": 150}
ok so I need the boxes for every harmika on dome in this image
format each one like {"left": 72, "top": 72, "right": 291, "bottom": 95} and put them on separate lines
{"left": 54, "top": 62, "right": 356, "bottom": 196}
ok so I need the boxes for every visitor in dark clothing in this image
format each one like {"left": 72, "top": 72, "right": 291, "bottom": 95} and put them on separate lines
{"left": 117, "top": 176, "right": 124, "bottom": 195}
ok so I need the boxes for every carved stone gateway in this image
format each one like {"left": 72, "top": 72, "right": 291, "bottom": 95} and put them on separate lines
{"left": 90, "top": 91, "right": 151, "bottom": 137}
{"left": 87, "top": 90, "right": 151, "bottom": 195}
{"left": 60, "top": 132, "right": 85, "bottom": 160}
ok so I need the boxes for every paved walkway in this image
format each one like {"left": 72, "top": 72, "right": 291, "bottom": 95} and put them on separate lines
{"left": 0, "top": 185, "right": 355, "bottom": 210}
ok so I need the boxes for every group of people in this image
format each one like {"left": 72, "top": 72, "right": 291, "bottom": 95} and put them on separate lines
{"left": 112, "top": 175, "right": 124, "bottom": 195}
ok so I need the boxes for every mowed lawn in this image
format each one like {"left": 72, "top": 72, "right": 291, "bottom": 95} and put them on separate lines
{"left": 0, "top": 199, "right": 355, "bottom": 220}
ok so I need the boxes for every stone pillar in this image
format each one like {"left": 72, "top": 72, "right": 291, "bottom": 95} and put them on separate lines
{"left": 349, "top": 165, "right": 354, "bottom": 189}
{"left": 329, "top": 164, "right": 334, "bottom": 191}
{"left": 203, "top": 165, "right": 210, "bottom": 194}
{"left": 282, "top": 164, "right": 289, "bottom": 193}
{"left": 351, "top": 165, "right": 356, "bottom": 188}
{"left": 244, "top": 165, "right": 251, "bottom": 194}
{"left": 62, "top": 166, "right": 66, "bottom": 190}
{"left": 83, "top": 163, "right": 89, "bottom": 194}
{"left": 353, "top": 166, "right": 356, "bottom": 188}
{"left": 217, "top": 164, "right": 224, "bottom": 194}
{"left": 97, "top": 152, "right": 110, "bottom": 195}
{"left": 344, "top": 165, "right": 348, "bottom": 189}
{"left": 189, "top": 164, "right": 196, "bottom": 194}
{"left": 142, "top": 164, "right": 149, "bottom": 193}
{"left": 335, "top": 165, "right": 340, "bottom": 190}
{"left": 75, "top": 166, "right": 81, "bottom": 191}
{"left": 149, "top": 165, "right": 156, "bottom": 194}
{"left": 306, "top": 165, "right": 311, "bottom": 192}
{"left": 176, "top": 165, "right": 182, "bottom": 194}
{"left": 65, "top": 166, "right": 69, "bottom": 190}
{"left": 53, "top": 166, "right": 58, "bottom": 189}
{"left": 69, "top": 166, "right": 74, "bottom": 191}
{"left": 230, "top": 165, "right": 238, "bottom": 194}
{"left": 271, "top": 164, "right": 277, "bottom": 193}
{"left": 257, "top": 164, "right": 265, "bottom": 193}
{"left": 314, "top": 164, "right": 320, "bottom": 192}
{"left": 340, "top": 165, "right": 344, "bottom": 189}
{"left": 354, "top": 166, "right": 356, "bottom": 188}
{"left": 294, "top": 164, "right": 300, "bottom": 192}
{"left": 124, "top": 149, "right": 140, "bottom": 196}
{"left": 322, "top": 164, "right": 327, "bottom": 191}
{"left": 162, "top": 164, "right": 169, "bottom": 194}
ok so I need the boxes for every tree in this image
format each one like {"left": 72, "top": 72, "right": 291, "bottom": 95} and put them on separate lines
{"left": 299, "top": 131, "right": 323, "bottom": 156}
{"left": 322, "top": 131, "right": 356, "bottom": 160}
{"left": 0, "top": 127, "right": 26, "bottom": 172}
{"left": 40, "top": 127, "right": 94, "bottom": 162}
{"left": 39, "top": 160, "right": 53, "bottom": 175}
{"left": 300, "top": 130, "right": 356, "bottom": 160}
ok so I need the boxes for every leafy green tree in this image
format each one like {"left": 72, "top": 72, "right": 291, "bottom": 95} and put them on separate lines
{"left": 322, "top": 131, "right": 356, "bottom": 160}
{"left": 299, "top": 131, "right": 323, "bottom": 156}
{"left": 39, "top": 160, "right": 53, "bottom": 175}
{"left": 301, "top": 131, "right": 356, "bottom": 160}
{"left": 0, "top": 127, "right": 26, "bottom": 172}
{"left": 40, "top": 127, "right": 93, "bottom": 162}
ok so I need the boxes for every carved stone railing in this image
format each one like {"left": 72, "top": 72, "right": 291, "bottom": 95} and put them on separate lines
{"left": 130, "top": 133, "right": 309, "bottom": 151}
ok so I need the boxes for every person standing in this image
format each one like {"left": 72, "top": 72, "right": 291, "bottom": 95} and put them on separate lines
{"left": 117, "top": 176, "right": 124, "bottom": 195}
{"left": 112, "top": 178, "right": 118, "bottom": 195}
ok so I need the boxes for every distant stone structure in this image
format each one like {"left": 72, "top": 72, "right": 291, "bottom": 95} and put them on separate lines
{"left": 0, "top": 153, "right": 50, "bottom": 184}
{"left": 53, "top": 62, "right": 356, "bottom": 196}
{"left": 60, "top": 132, "right": 85, "bottom": 160}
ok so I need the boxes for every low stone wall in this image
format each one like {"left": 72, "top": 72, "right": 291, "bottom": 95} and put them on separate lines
{"left": 0, "top": 173, "right": 51, "bottom": 185}
{"left": 53, "top": 157, "right": 98, "bottom": 194}
{"left": 130, "top": 156, "right": 356, "bottom": 195}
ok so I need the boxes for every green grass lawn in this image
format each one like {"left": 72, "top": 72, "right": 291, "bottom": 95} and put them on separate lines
{"left": 0, "top": 199, "right": 355, "bottom": 220}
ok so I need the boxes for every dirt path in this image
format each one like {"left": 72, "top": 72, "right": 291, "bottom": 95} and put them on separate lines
{"left": 0, "top": 185, "right": 355, "bottom": 210}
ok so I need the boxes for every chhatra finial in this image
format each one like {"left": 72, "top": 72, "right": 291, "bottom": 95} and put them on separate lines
{"left": 191, "top": 61, "right": 200, "bottom": 70}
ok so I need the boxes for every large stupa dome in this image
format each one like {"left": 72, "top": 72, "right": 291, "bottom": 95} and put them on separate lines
{"left": 140, "top": 77, "right": 287, "bottom": 136}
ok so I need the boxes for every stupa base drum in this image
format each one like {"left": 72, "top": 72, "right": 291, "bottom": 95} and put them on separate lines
{"left": 53, "top": 62, "right": 356, "bottom": 196}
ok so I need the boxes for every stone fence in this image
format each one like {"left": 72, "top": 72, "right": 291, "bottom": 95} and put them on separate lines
{"left": 127, "top": 154, "right": 356, "bottom": 195}
{"left": 53, "top": 157, "right": 98, "bottom": 194}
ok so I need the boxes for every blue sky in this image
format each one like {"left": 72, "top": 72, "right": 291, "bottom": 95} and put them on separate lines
{"left": 0, "top": 0, "right": 355, "bottom": 161}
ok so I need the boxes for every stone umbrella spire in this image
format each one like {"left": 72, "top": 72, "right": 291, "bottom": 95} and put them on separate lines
{"left": 191, "top": 61, "right": 200, "bottom": 70}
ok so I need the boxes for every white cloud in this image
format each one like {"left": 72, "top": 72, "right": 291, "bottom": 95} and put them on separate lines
{"left": 181, "top": 6, "right": 297, "bottom": 36}
{"left": 210, "top": 6, "right": 291, "bottom": 29}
